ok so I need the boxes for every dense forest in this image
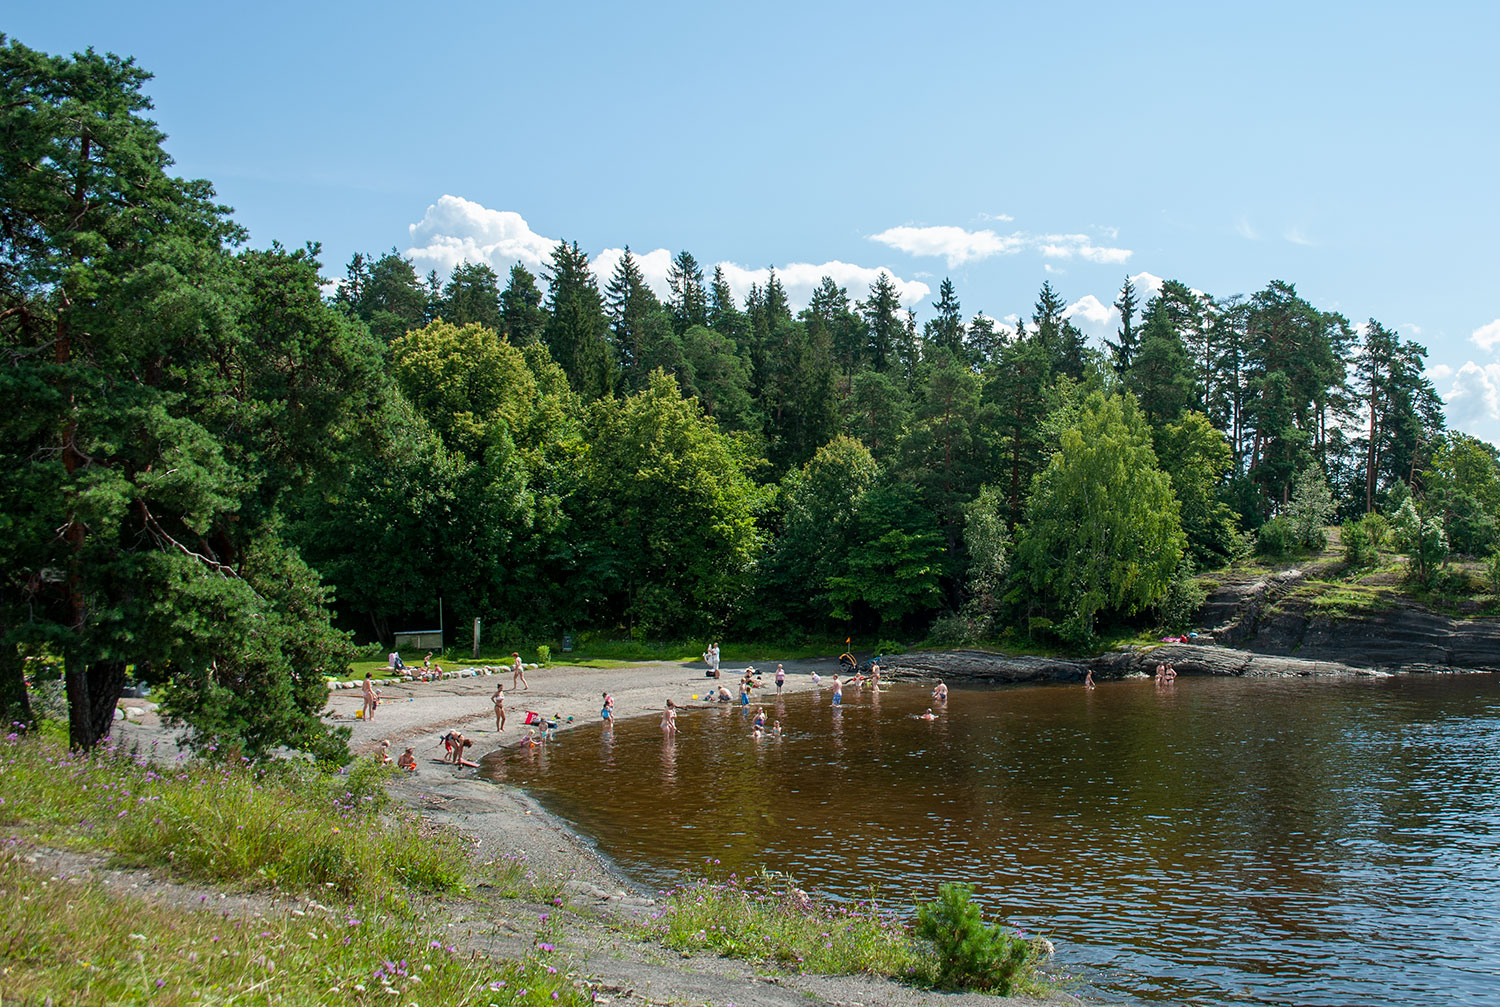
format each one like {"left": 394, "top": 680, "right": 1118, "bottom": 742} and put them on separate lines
{"left": 4, "top": 39, "right": 1499, "bottom": 754}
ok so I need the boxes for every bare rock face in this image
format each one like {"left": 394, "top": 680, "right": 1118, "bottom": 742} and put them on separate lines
{"left": 879, "top": 645, "right": 1384, "bottom": 684}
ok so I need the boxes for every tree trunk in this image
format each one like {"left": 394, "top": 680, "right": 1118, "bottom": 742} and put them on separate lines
{"left": 66, "top": 658, "right": 126, "bottom": 751}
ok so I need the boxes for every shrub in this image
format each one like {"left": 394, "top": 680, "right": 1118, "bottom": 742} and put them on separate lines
{"left": 914, "top": 882, "right": 1034, "bottom": 993}
{"left": 1255, "top": 516, "right": 1293, "bottom": 556}
{"left": 1487, "top": 550, "right": 1500, "bottom": 597}
{"left": 535, "top": 644, "right": 551, "bottom": 666}
{"left": 1155, "top": 562, "right": 1207, "bottom": 631}
{"left": 1342, "top": 514, "right": 1384, "bottom": 570}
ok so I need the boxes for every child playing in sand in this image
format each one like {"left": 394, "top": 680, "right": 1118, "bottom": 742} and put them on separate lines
{"left": 396, "top": 747, "right": 416, "bottom": 771}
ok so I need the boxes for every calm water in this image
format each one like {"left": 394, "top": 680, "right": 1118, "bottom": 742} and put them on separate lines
{"left": 482, "top": 674, "right": 1500, "bottom": 1005}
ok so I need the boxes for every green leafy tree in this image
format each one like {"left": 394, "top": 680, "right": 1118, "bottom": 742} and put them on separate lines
{"left": 1014, "top": 393, "right": 1185, "bottom": 643}
{"left": 1423, "top": 432, "right": 1500, "bottom": 555}
{"left": 1391, "top": 497, "right": 1448, "bottom": 585}
{"left": 1154, "top": 411, "right": 1238, "bottom": 566}
{"left": 1285, "top": 464, "right": 1336, "bottom": 550}
{"left": 826, "top": 484, "right": 945, "bottom": 633}
{"left": 843, "top": 369, "right": 911, "bottom": 464}
{"left": 575, "top": 373, "right": 760, "bottom": 634}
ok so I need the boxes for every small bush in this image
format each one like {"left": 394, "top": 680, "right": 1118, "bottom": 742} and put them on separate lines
{"left": 874, "top": 640, "right": 905, "bottom": 656}
{"left": 1155, "top": 562, "right": 1207, "bottom": 631}
{"left": 1255, "top": 516, "right": 1293, "bottom": 556}
{"left": 1342, "top": 515, "right": 1383, "bottom": 570}
{"left": 535, "top": 644, "right": 551, "bottom": 666}
{"left": 914, "top": 882, "right": 1035, "bottom": 993}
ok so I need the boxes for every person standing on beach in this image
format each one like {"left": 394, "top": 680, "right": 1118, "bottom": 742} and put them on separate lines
{"left": 361, "top": 672, "right": 378, "bottom": 721}
{"left": 492, "top": 682, "right": 506, "bottom": 731}
{"left": 512, "top": 652, "right": 528, "bottom": 690}
{"left": 711, "top": 642, "right": 721, "bottom": 679}
{"left": 775, "top": 664, "right": 786, "bottom": 694}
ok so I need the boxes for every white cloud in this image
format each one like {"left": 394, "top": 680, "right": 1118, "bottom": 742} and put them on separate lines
{"left": 1038, "top": 233, "right": 1132, "bottom": 264}
{"left": 1440, "top": 360, "right": 1500, "bottom": 426}
{"left": 978, "top": 212, "right": 1015, "bottom": 222}
{"left": 868, "top": 225, "right": 1024, "bottom": 268}
{"left": 869, "top": 223, "right": 1129, "bottom": 268}
{"left": 1064, "top": 294, "right": 1116, "bottom": 329}
{"left": 1129, "top": 271, "right": 1165, "bottom": 296}
{"left": 401, "top": 196, "right": 930, "bottom": 311}
{"left": 1472, "top": 318, "right": 1500, "bottom": 353}
{"left": 406, "top": 194, "right": 559, "bottom": 276}
{"left": 592, "top": 247, "right": 675, "bottom": 300}
{"left": 1284, "top": 226, "right": 1314, "bottom": 246}
{"left": 1235, "top": 216, "right": 1259, "bottom": 240}
{"left": 715, "top": 261, "right": 930, "bottom": 310}
{"left": 1427, "top": 363, "right": 1454, "bottom": 382}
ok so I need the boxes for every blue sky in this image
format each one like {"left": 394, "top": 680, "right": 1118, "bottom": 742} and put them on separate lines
{"left": 12, "top": 1, "right": 1500, "bottom": 443}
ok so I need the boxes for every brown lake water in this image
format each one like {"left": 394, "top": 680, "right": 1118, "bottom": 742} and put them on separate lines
{"left": 482, "top": 673, "right": 1500, "bottom": 1005}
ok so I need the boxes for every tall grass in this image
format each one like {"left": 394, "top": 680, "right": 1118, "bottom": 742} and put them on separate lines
{"left": 0, "top": 736, "right": 465, "bottom": 903}
{"left": 0, "top": 846, "right": 587, "bottom": 1007}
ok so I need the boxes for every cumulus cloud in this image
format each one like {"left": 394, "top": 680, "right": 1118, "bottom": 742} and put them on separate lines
{"left": 406, "top": 194, "right": 559, "bottom": 276}
{"left": 715, "top": 261, "right": 929, "bottom": 310}
{"left": 1129, "top": 271, "right": 1165, "bottom": 297}
{"left": 1064, "top": 294, "right": 1115, "bottom": 329}
{"left": 592, "top": 246, "right": 675, "bottom": 300}
{"left": 401, "top": 196, "right": 930, "bottom": 311}
{"left": 1472, "top": 318, "right": 1500, "bottom": 353}
{"left": 868, "top": 225, "right": 1024, "bottom": 268}
{"left": 869, "top": 223, "right": 1130, "bottom": 269}
{"left": 1440, "top": 360, "right": 1500, "bottom": 427}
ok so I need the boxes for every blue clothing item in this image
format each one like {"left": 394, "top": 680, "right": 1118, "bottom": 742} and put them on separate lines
{"left": 739, "top": 692, "right": 750, "bottom": 706}
{"left": 832, "top": 693, "right": 842, "bottom": 705}
{"left": 601, "top": 707, "right": 611, "bottom": 719}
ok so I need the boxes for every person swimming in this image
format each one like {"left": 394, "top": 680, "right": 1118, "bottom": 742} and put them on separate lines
{"left": 919, "top": 708, "right": 937, "bottom": 720}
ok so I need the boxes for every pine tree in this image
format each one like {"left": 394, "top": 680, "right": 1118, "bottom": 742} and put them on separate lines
{"left": 500, "top": 262, "right": 547, "bottom": 346}
{"left": 924, "top": 277, "right": 965, "bottom": 357}
{"left": 861, "top": 271, "right": 904, "bottom": 373}
{"left": 666, "top": 250, "right": 708, "bottom": 334}
{"left": 543, "top": 240, "right": 615, "bottom": 399}
{"left": 438, "top": 260, "right": 502, "bottom": 331}
{"left": 1105, "top": 275, "right": 1139, "bottom": 374}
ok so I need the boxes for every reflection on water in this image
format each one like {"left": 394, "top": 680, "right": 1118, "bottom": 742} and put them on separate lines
{"left": 482, "top": 674, "right": 1500, "bottom": 1006}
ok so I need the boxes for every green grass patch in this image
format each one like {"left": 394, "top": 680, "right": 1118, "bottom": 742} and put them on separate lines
{"left": 0, "top": 737, "right": 465, "bottom": 905}
{"left": 0, "top": 849, "right": 586, "bottom": 1007}
{"left": 636, "top": 869, "right": 1054, "bottom": 995}
{"left": 1288, "top": 580, "right": 1399, "bottom": 619}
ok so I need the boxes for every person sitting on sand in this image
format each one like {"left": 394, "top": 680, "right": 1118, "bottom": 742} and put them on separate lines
{"left": 810, "top": 669, "right": 820, "bottom": 686}
{"left": 377, "top": 739, "right": 393, "bottom": 764}
{"left": 396, "top": 747, "right": 416, "bottom": 771}
{"left": 932, "top": 681, "right": 948, "bottom": 703}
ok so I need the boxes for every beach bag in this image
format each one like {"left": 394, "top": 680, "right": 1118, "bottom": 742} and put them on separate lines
{"left": 523, "top": 710, "right": 543, "bottom": 725}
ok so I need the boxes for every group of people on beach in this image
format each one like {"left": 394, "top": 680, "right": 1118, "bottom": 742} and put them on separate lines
{"left": 1154, "top": 662, "right": 1178, "bottom": 685}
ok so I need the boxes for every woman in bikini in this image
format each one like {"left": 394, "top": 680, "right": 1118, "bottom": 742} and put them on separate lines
{"left": 492, "top": 682, "right": 506, "bottom": 731}
{"left": 661, "top": 699, "right": 678, "bottom": 734}
{"left": 511, "top": 652, "right": 528, "bottom": 690}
